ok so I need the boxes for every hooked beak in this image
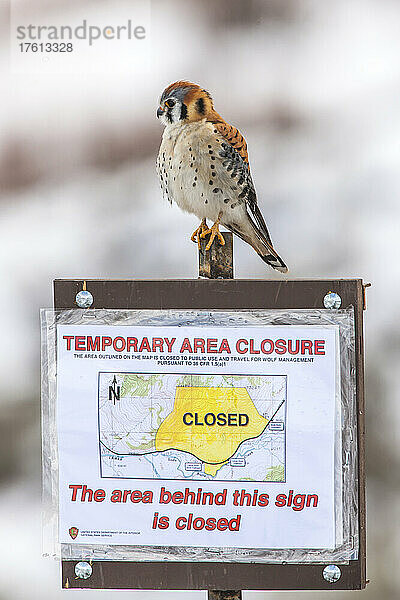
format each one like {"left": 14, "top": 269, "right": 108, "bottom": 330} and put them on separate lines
{"left": 157, "top": 106, "right": 164, "bottom": 118}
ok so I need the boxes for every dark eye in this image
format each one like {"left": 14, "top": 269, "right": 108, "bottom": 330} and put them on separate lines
{"left": 165, "top": 98, "right": 176, "bottom": 108}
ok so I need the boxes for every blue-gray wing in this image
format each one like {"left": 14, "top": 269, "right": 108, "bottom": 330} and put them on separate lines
{"left": 218, "top": 140, "right": 273, "bottom": 247}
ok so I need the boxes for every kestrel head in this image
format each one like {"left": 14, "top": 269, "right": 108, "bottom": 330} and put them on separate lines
{"left": 157, "top": 81, "right": 214, "bottom": 126}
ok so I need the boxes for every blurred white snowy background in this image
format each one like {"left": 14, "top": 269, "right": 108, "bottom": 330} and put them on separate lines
{"left": 1, "top": 0, "right": 400, "bottom": 598}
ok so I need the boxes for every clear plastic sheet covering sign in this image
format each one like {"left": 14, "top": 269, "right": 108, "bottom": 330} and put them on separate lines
{"left": 41, "top": 309, "right": 358, "bottom": 564}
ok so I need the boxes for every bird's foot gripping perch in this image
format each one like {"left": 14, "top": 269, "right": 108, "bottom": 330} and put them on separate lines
{"left": 200, "top": 212, "right": 226, "bottom": 251}
{"left": 191, "top": 218, "right": 209, "bottom": 248}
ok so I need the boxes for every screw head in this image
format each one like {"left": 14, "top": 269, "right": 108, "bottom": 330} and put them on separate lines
{"left": 323, "top": 564, "right": 341, "bottom": 583}
{"left": 74, "top": 561, "right": 92, "bottom": 579}
{"left": 323, "top": 291, "right": 342, "bottom": 309}
{"left": 75, "top": 290, "right": 93, "bottom": 308}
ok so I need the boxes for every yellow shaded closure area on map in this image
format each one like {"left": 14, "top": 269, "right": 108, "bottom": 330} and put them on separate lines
{"left": 155, "top": 387, "right": 268, "bottom": 476}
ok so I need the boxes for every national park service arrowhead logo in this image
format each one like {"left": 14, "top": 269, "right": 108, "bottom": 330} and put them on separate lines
{"left": 69, "top": 527, "right": 79, "bottom": 540}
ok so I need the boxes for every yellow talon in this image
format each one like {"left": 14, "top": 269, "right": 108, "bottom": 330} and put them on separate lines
{"left": 200, "top": 212, "right": 225, "bottom": 251}
{"left": 191, "top": 218, "right": 208, "bottom": 248}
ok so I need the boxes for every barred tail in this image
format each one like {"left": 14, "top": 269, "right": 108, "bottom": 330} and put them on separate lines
{"left": 225, "top": 217, "right": 289, "bottom": 274}
{"left": 258, "top": 251, "right": 288, "bottom": 273}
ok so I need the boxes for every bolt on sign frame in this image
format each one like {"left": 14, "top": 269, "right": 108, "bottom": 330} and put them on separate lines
{"left": 52, "top": 276, "right": 367, "bottom": 591}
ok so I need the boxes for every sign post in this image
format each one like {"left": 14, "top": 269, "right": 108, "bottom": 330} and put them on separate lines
{"left": 198, "top": 232, "right": 234, "bottom": 280}
{"left": 200, "top": 233, "right": 240, "bottom": 600}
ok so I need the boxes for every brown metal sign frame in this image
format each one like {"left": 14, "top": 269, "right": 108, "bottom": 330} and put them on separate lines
{"left": 54, "top": 278, "right": 366, "bottom": 591}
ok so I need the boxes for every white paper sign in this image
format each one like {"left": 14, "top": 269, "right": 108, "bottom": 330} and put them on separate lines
{"left": 57, "top": 323, "right": 340, "bottom": 550}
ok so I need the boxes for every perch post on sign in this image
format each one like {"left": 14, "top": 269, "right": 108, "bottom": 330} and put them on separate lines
{"left": 201, "top": 234, "right": 236, "bottom": 600}
{"left": 42, "top": 231, "right": 367, "bottom": 595}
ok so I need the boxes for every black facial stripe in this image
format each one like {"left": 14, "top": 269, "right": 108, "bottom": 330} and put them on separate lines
{"left": 196, "top": 97, "right": 205, "bottom": 115}
{"left": 180, "top": 103, "right": 188, "bottom": 120}
{"left": 166, "top": 111, "right": 173, "bottom": 124}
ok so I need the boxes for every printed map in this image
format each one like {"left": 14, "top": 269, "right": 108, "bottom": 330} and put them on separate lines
{"left": 99, "top": 373, "right": 287, "bottom": 482}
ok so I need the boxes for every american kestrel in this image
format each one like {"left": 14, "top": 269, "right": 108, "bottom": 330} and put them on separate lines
{"left": 156, "top": 81, "right": 288, "bottom": 272}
